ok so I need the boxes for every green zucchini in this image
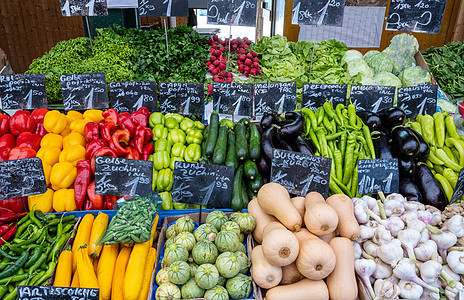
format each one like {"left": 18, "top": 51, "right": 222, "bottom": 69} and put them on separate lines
{"left": 225, "top": 131, "right": 238, "bottom": 169}
{"left": 238, "top": 118, "right": 250, "bottom": 126}
{"left": 244, "top": 160, "right": 258, "bottom": 180}
{"left": 249, "top": 173, "right": 263, "bottom": 194}
{"left": 213, "top": 126, "right": 228, "bottom": 165}
{"left": 231, "top": 166, "right": 244, "bottom": 211}
{"left": 206, "top": 112, "right": 219, "bottom": 158}
{"left": 249, "top": 124, "right": 261, "bottom": 161}
{"left": 241, "top": 177, "right": 249, "bottom": 208}
{"left": 220, "top": 118, "right": 235, "bottom": 130}
{"left": 235, "top": 123, "right": 248, "bottom": 161}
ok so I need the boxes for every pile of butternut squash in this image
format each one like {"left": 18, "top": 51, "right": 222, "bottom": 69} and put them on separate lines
{"left": 53, "top": 212, "right": 159, "bottom": 300}
{"left": 249, "top": 182, "right": 361, "bottom": 300}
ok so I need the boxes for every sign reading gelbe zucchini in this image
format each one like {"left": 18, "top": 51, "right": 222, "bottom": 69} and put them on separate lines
{"left": 60, "top": 73, "right": 109, "bottom": 111}
{"left": 207, "top": 0, "right": 258, "bottom": 27}
{"left": 110, "top": 81, "right": 157, "bottom": 113}
{"left": 17, "top": 285, "right": 99, "bottom": 300}
{"left": 159, "top": 82, "right": 205, "bottom": 115}
{"left": 0, "top": 74, "right": 47, "bottom": 110}
{"left": 254, "top": 82, "right": 297, "bottom": 115}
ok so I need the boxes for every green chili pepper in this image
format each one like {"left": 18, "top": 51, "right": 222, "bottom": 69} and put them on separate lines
{"left": 323, "top": 102, "right": 341, "bottom": 126}
{"left": 317, "top": 107, "right": 325, "bottom": 125}
{"left": 316, "top": 129, "right": 328, "bottom": 157}
{"left": 327, "top": 141, "right": 335, "bottom": 156}
{"left": 426, "top": 160, "right": 435, "bottom": 170}
{"left": 435, "top": 149, "right": 462, "bottom": 172}
{"left": 340, "top": 132, "right": 347, "bottom": 164}
{"left": 410, "top": 122, "right": 422, "bottom": 134}
{"left": 356, "top": 135, "right": 370, "bottom": 156}
{"left": 351, "top": 166, "right": 359, "bottom": 197}
{"left": 342, "top": 132, "right": 358, "bottom": 185}
{"left": 421, "top": 115, "right": 435, "bottom": 146}
{"left": 444, "top": 147, "right": 458, "bottom": 164}
{"left": 428, "top": 148, "right": 445, "bottom": 165}
{"left": 27, "top": 211, "right": 42, "bottom": 228}
{"left": 0, "top": 251, "right": 28, "bottom": 279}
{"left": 334, "top": 149, "right": 343, "bottom": 181}
{"left": 434, "top": 164, "right": 445, "bottom": 175}
{"left": 433, "top": 112, "right": 445, "bottom": 148}
{"left": 445, "top": 138, "right": 464, "bottom": 166}
{"left": 435, "top": 173, "right": 453, "bottom": 202}
{"left": 445, "top": 115, "right": 460, "bottom": 140}
{"left": 322, "top": 117, "right": 335, "bottom": 134}
{"left": 34, "top": 211, "right": 47, "bottom": 223}
{"left": 308, "top": 130, "right": 321, "bottom": 152}
{"left": 0, "top": 273, "right": 28, "bottom": 285}
{"left": 302, "top": 108, "right": 318, "bottom": 132}
{"left": 326, "top": 132, "right": 343, "bottom": 141}
{"left": 444, "top": 168, "right": 458, "bottom": 187}
{"left": 363, "top": 125, "right": 376, "bottom": 159}
{"left": 347, "top": 104, "right": 357, "bottom": 127}
{"left": 335, "top": 104, "right": 345, "bottom": 126}
{"left": 29, "top": 270, "right": 45, "bottom": 286}
{"left": 15, "top": 220, "right": 31, "bottom": 239}
{"left": 0, "top": 249, "right": 19, "bottom": 261}
{"left": 331, "top": 175, "right": 353, "bottom": 198}
{"left": 25, "top": 245, "right": 43, "bottom": 268}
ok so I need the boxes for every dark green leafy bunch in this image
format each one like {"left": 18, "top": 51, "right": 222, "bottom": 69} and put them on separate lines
{"left": 422, "top": 41, "right": 464, "bottom": 103}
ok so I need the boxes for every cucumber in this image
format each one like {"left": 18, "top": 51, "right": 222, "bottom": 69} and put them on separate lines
{"left": 213, "top": 125, "right": 228, "bottom": 165}
{"left": 238, "top": 118, "right": 250, "bottom": 126}
{"left": 244, "top": 160, "right": 258, "bottom": 180}
{"left": 249, "top": 124, "right": 261, "bottom": 161}
{"left": 225, "top": 131, "right": 238, "bottom": 169}
{"left": 235, "top": 123, "right": 248, "bottom": 161}
{"left": 249, "top": 173, "right": 263, "bottom": 194}
{"left": 231, "top": 166, "right": 244, "bottom": 211}
{"left": 241, "top": 177, "right": 249, "bottom": 208}
{"left": 206, "top": 112, "right": 219, "bottom": 158}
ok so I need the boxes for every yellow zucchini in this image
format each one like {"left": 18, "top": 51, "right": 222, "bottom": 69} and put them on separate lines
{"left": 72, "top": 214, "right": 94, "bottom": 272}
{"left": 97, "top": 244, "right": 119, "bottom": 300}
{"left": 54, "top": 250, "right": 73, "bottom": 287}
{"left": 76, "top": 247, "right": 99, "bottom": 289}
{"left": 137, "top": 247, "right": 157, "bottom": 300}
{"left": 71, "top": 270, "right": 80, "bottom": 288}
{"left": 123, "top": 241, "right": 151, "bottom": 300}
{"left": 112, "top": 246, "right": 132, "bottom": 300}
{"left": 88, "top": 212, "right": 109, "bottom": 258}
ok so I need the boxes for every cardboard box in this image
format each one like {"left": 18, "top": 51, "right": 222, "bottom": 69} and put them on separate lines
{"left": 149, "top": 212, "right": 263, "bottom": 300}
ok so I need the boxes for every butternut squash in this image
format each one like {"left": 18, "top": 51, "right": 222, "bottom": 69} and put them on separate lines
{"left": 261, "top": 222, "right": 299, "bottom": 266}
{"left": 97, "top": 244, "right": 119, "bottom": 300}
{"left": 326, "top": 194, "right": 361, "bottom": 241}
{"left": 137, "top": 247, "right": 157, "bottom": 300}
{"left": 280, "top": 262, "right": 305, "bottom": 285}
{"left": 112, "top": 246, "right": 132, "bottom": 300}
{"left": 304, "top": 192, "right": 338, "bottom": 235}
{"left": 257, "top": 183, "right": 302, "bottom": 231}
{"left": 266, "top": 279, "right": 329, "bottom": 300}
{"left": 327, "top": 237, "right": 357, "bottom": 300}
{"left": 290, "top": 196, "right": 305, "bottom": 225}
{"left": 71, "top": 270, "right": 80, "bottom": 288}
{"left": 294, "top": 229, "right": 336, "bottom": 280}
{"left": 76, "top": 247, "right": 99, "bottom": 289}
{"left": 123, "top": 241, "right": 151, "bottom": 300}
{"left": 251, "top": 245, "right": 282, "bottom": 289}
{"left": 317, "top": 231, "right": 336, "bottom": 244}
{"left": 248, "top": 197, "right": 277, "bottom": 244}
{"left": 72, "top": 214, "right": 94, "bottom": 272}
{"left": 88, "top": 212, "right": 109, "bottom": 258}
{"left": 54, "top": 249, "right": 72, "bottom": 287}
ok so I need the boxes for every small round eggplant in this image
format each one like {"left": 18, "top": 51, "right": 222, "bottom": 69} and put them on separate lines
{"left": 408, "top": 127, "right": 430, "bottom": 162}
{"left": 415, "top": 163, "right": 447, "bottom": 210}
{"left": 374, "top": 132, "right": 393, "bottom": 159}
{"left": 390, "top": 126, "right": 420, "bottom": 158}
{"left": 279, "top": 111, "right": 304, "bottom": 137}
{"left": 379, "top": 107, "right": 406, "bottom": 128}
{"left": 260, "top": 113, "right": 276, "bottom": 130}
{"left": 399, "top": 176, "right": 423, "bottom": 203}
{"left": 398, "top": 157, "right": 416, "bottom": 177}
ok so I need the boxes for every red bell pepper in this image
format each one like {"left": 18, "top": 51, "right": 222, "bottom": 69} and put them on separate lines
{"left": 31, "top": 108, "right": 49, "bottom": 137}
{"left": 141, "top": 143, "right": 154, "bottom": 161}
{"left": 0, "top": 198, "right": 25, "bottom": 213}
{"left": 84, "top": 122, "right": 100, "bottom": 142}
{"left": 0, "top": 147, "right": 10, "bottom": 161}
{"left": 91, "top": 147, "right": 118, "bottom": 173}
{"left": 9, "top": 110, "right": 36, "bottom": 136}
{"left": 87, "top": 181, "right": 103, "bottom": 210}
{"left": 75, "top": 160, "right": 92, "bottom": 210}
{"left": 131, "top": 107, "right": 150, "bottom": 128}
{"left": 118, "top": 112, "right": 136, "bottom": 138}
{"left": 0, "top": 224, "right": 17, "bottom": 246}
{"left": 101, "top": 122, "right": 117, "bottom": 142}
{"left": 103, "top": 108, "right": 119, "bottom": 125}
{"left": 16, "top": 132, "right": 41, "bottom": 152}
{"left": 0, "top": 134, "right": 16, "bottom": 149}
{"left": 111, "top": 129, "right": 130, "bottom": 156}
{"left": 104, "top": 195, "right": 118, "bottom": 210}
{"left": 134, "top": 126, "right": 153, "bottom": 154}
{"left": 85, "top": 139, "right": 108, "bottom": 161}
{"left": 0, "top": 113, "right": 10, "bottom": 136}
{"left": 125, "top": 147, "right": 140, "bottom": 160}
{"left": 8, "top": 147, "right": 36, "bottom": 160}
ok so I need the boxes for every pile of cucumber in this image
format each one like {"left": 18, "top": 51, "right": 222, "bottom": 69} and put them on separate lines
{"left": 201, "top": 112, "right": 264, "bottom": 211}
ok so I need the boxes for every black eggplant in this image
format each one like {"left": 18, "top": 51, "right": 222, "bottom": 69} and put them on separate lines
{"left": 262, "top": 126, "right": 277, "bottom": 160}
{"left": 292, "top": 136, "right": 314, "bottom": 155}
{"left": 358, "top": 111, "right": 382, "bottom": 132}
{"left": 415, "top": 163, "right": 447, "bottom": 210}
{"left": 260, "top": 113, "right": 276, "bottom": 130}
{"left": 374, "top": 132, "right": 393, "bottom": 159}
{"left": 408, "top": 127, "right": 430, "bottom": 162}
{"left": 398, "top": 157, "right": 416, "bottom": 177}
{"left": 390, "top": 126, "right": 420, "bottom": 158}
{"left": 279, "top": 112, "right": 304, "bottom": 137}
{"left": 399, "top": 176, "right": 423, "bottom": 203}
{"left": 274, "top": 129, "right": 293, "bottom": 151}
{"left": 379, "top": 107, "right": 406, "bottom": 128}
{"left": 257, "top": 156, "right": 270, "bottom": 179}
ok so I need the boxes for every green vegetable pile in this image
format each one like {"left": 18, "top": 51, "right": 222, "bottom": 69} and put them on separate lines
{"left": 422, "top": 41, "right": 464, "bottom": 103}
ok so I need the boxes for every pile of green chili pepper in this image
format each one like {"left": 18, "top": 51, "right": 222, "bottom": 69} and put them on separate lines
{"left": 0, "top": 210, "right": 76, "bottom": 299}
{"left": 302, "top": 102, "right": 376, "bottom": 198}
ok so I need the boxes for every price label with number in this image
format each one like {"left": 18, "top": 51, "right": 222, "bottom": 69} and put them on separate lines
{"left": 254, "top": 82, "right": 297, "bottom": 115}
{"left": 60, "top": 0, "right": 108, "bottom": 16}
{"left": 302, "top": 83, "right": 347, "bottom": 110}
{"left": 397, "top": 84, "right": 437, "bottom": 117}
{"left": 110, "top": 81, "right": 157, "bottom": 113}
{"left": 94, "top": 156, "right": 153, "bottom": 197}
{"left": 172, "top": 162, "right": 235, "bottom": 208}
{"left": 213, "top": 82, "right": 253, "bottom": 119}
{"left": 291, "top": 0, "right": 345, "bottom": 26}
{"left": 60, "top": 73, "right": 109, "bottom": 111}
{"left": 357, "top": 159, "right": 399, "bottom": 195}
{"left": 270, "top": 149, "right": 331, "bottom": 198}
{"left": 0, "top": 74, "right": 47, "bottom": 110}
{"left": 350, "top": 85, "right": 395, "bottom": 113}
{"left": 207, "top": 0, "right": 258, "bottom": 27}
{"left": 159, "top": 82, "right": 205, "bottom": 115}
{"left": 138, "top": 0, "right": 188, "bottom": 17}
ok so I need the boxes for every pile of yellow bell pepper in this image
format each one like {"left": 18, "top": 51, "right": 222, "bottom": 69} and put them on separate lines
{"left": 28, "top": 110, "right": 104, "bottom": 213}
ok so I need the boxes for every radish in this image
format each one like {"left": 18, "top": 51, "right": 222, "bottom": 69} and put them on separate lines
{"left": 246, "top": 40, "right": 252, "bottom": 45}
{"left": 209, "top": 48, "right": 214, "bottom": 53}
{"left": 238, "top": 54, "right": 246, "bottom": 61}
{"left": 252, "top": 51, "right": 257, "bottom": 57}
{"left": 253, "top": 57, "right": 259, "bottom": 62}
{"left": 252, "top": 62, "right": 259, "bottom": 68}
{"left": 219, "top": 70, "right": 226, "bottom": 78}
{"left": 219, "top": 63, "right": 226, "bottom": 70}
{"left": 246, "top": 53, "right": 253, "bottom": 59}
{"left": 213, "top": 50, "right": 222, "bottom": 57}
{"left": 213, "top": 75, "right": 219, "bottom": 81}
{"left": 213, "top": 34, "right": 219, "bottom": 41}
{"left": 244, "top": 59, "right": 252, "bottom": 67}
{"left": 210, "top": 55, "right": 217, "bottom": 61}
{"left": 244, "top": 66, "right": 250, "bottom": 73}
{"left": 250, "top": 68, "right": 257, "bottom": 76}
{"left": 238, "top": 65, "right": 245, "bottom": 72}
{"left": 207, "top": 61, "right": 212, "bottom": 67}
{"left": 240, "top": 48, "right": 246, "bottom": 54}
{"left": 213, "top": 60, "right": 220, "bottom": 67}
{"left": 226, "top": 77, "right": 233, "bottom": 83}
{"left": 208, "top": 64, "right": 215, "bottom": 70}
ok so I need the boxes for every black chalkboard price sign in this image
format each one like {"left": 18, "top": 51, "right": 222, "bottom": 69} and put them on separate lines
{"left": 60, "top": 73, "right": 109, "bottom": 111}
{"left": 291, "top": 0, "right": 345, "bottom": 26}
{"left": 60, "top": 0, "right": 108, "bottom": 16}
{"left": 254, "top": 82, "right": 297, "bottom": 115}
{"left": 302, "top": 83, "right": 347, "bottom": 110}
{"left": 94, "top": 156, "right": 153, "bottom": 197}
{"left": 450, "top": 168, "right": 464, "bottom": 204}
{"left": 159, "top": 82, "right": 205, "bottom": 115}
{"left": 109, "top": 81, "right": 157, "bottom": 113}
{"left": 270, "top": 149, "right": 332, "bottom": 198}
{"left": 213, "top": 82, "right": 253, "bottom": 119}
{"left": 18, "top": 285, "right": 99, "bottom": 300}
{"left": 172, "top": 161, "right": 235, "bottom": 208}
{"left": 0, "top": 74, "right": 47, "bottom": 110}
{"left": 357, "top": 159, "right": 399, "bottom": 195}
{"left": 350, "top": 85, "right": 395, "bottom": 113}
{"left": 397, "top": 84, "right": 438, "bottom": 117}
{"left": 385, "top": 0, "right": 447, "bottom": 34}
{"left": 138, "top": 0, "right": 188, "bottom": 17}
{"left": 207, "top": 0, "right": 258, "bottom": 27}
{"left": 0, "top": 158, "right": 47, "bottom": 201}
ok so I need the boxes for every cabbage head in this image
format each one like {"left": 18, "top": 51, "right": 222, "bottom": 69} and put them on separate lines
{"left": 374, "top": 72, "right": 402, "bottom": 88}
{"left": 387, "top": 33, "right": 419, "bottom": 57}
{"left": 346, "top": 58, "right": 373, "bottom": 78}
{"left": 342, "top": 50, "right": 363, "bottom": 64}
{"left": 390, "top": 54, "right": 416, "bottom": 74}
{"left": 363, "top": 50, "right": 380, "bottom": 62}
{"left": 399, "top": 66, "right": 431, "bottom": 87}
{"left": 364, "top": 52, "right": 393, "bottom": 75}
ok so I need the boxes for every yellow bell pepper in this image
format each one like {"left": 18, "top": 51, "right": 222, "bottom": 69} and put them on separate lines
{"left": 53, "top": 188, "right": 77, "bottom": 212}
{"left": 59, "top": 145, "right": 86, "bottom": 166}
{"left": 83, "top": 110, "right": 104, "bottom": 123}
{"left": 66, "top": 111, "right": 84, "bottom": 124}
{"left": 28, "top": 188, "right": 54, "bottom": 213}
{"left": 60, "top": 126, "right": 72, "bottom": 138}
{"left": 42, "top": 162, "right": 52, "bottom": 186}
{"left": 40, "top": 133, "right": 63, "bottom": 150}
{"left": 37, "top": 146, "right": 61, "bottom": 166}
{"left": 50, "top": 162, "right": 77, "bottom": 190}
{"left": 63, "top": 132, "right": 86, "bottom": 148}
{"left": 44, "top": 110, "right": 68, "bottom": 134}
{"left": 69, "top": 119, "right": 89, "bottom": 135}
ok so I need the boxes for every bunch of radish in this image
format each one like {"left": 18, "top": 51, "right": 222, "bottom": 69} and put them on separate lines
{"left": 237, "top": 51, "right": 261, "bottom": 77}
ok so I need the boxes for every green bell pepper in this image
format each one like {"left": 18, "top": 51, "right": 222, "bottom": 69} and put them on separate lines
{"left": 173, "top": 202, "right": 190, "bottom": 209}
{"left": 171, "top": 143, "right": 186, "bottom": 158}
{"left": 194, "top": 121, "right": 205, "bottom": 130}
{"left": 155, "top": 138, "right": 172, "bottom": 153}
{"left": 159, "top": 192, "right": 173, "bottom": 210}
{"left": 152, "top": 170, "right": 158, "bottom": 190}
{"left": 165, "top": 113, "right": 183, "bottom": 123}
{"left": 153, "top": 151, "right": 170, "bottom": 170}
{"left": 184, "top": 144, "right": 201, "bottom": 162}
{"left": 149, "top": 112, "right": 165, "bottom": 128}
{"left": 165, "top": 117, "right": 179, "bottom": 130}
{"left": 170, "top": 157, "right": 184, "bottom": 169}
{"left": 180, "top": 118, "right": 195, "bottom": 132}
{"left": 157, "top": 168, "right": 173, "bottom": 191}
{"left": 168, "top": 129, "right": 186, "bottom": 144}
{"left": 152, "top": 124, "right": 168, "bottom": 141}
{"left": 186, "top": 129, "right": 203, "bottom": 144}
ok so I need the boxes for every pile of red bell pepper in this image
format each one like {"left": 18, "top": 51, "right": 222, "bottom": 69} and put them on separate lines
{"left": 75, "top": 107, "right": 154, "bottom": 211}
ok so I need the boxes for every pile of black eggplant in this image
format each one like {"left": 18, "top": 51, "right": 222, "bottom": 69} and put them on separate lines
{"left": 258, "top": 111, "right": 313, "bottom": 181}
{"left": 363, "top": 107, "right": 447, "bottom": 210}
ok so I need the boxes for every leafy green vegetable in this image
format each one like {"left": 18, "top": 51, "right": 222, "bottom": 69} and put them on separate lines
{"left": 342, "top": 50, "right": 363, "bottom": 64}
{"left": 399, "top": 66, "right": 431, "bottom": 87}
{"left": 346, "top": 58, "right": 373, "bottom": 78}
{"left": 364, "top": 52, "right": 393, "bottom": 75}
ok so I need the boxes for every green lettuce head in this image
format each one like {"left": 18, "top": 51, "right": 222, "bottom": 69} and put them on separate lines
{"left": 364, "top": 52, "right": 393, "bottom": 75}
{"left": 399, "top": 66, "right": 431, "bottom": 87}
{"left": 347, "top": 58, "right": 373, "bottom": 78}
